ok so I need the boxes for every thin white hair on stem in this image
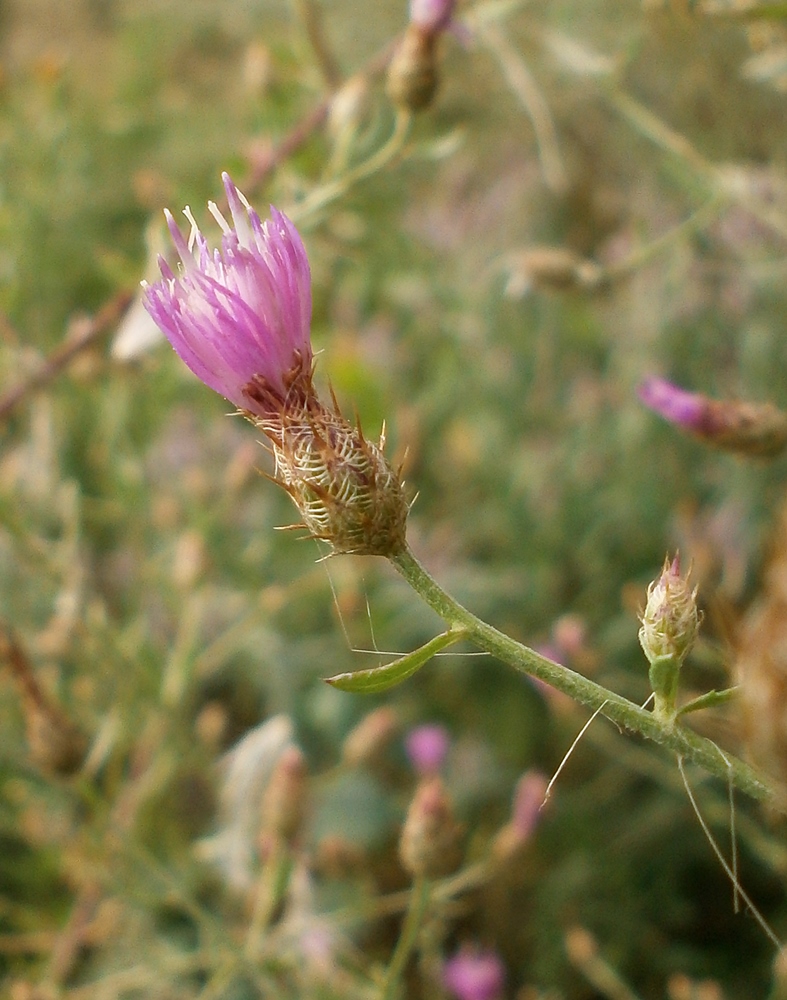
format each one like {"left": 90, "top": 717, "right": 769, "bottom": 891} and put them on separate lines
{"left": 541, "top": 692, "right": 655, "bottom": 808}
{"left": 542, "top": 700, "right": 609, "bottom": 808}
{"left": 319, "top": 545, "right": 487, "bottom": 658}
{"left": 317, "top": 540, "right": 355, "bottom": 653}
{"left": 677, "top": 755, "right": 782, "bottom": 950}
{"left": 709, "top": 744, "right": 740, "bottom": 914}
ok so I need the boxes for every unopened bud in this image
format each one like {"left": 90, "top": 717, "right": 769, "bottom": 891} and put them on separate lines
{"left": 492, "top": 770, "right": 548, "bottom": 862}
{"left": 327, "top": 74, "right": 370, "bottom": 141}
{"left": 386, "top": 25, "right": 438, "bottom": 112}
{"left": 342, "top": 707, "right": 399, "bottom": 768}
{"left": 639, "top": 377, "right": 787, "bottom": 458}
{"left": 639, "top": 555, "right": 701, "bottom": 667}
{"left": 313, "top": 835, "right": 365, "bottom": 879}
{"left": 25, "top": 704, "right": 88, "bottom": 777}
{"left": 504, "top": 247, "right": 604, "bottom": 297}
{"left": 259, "top": 746, "right": 307, "bottom": 847}
{"left": 399, "top": 776, "right": 462, "bottom": 879}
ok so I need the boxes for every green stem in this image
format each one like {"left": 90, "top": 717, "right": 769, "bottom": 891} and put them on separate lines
{"left": 289, "top": 109, "right": 412, "bottom": 225}
{"left": 389, "top": 544, "right": 783, "bottom": 812}
{"left": 380, "top": 877, "right": 430, "bottom": 1000}
{"left": 244, "top": 844, "right": 293, "bottom": 959}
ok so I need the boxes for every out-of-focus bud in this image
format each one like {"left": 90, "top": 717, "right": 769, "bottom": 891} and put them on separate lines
{"left": 327, "top": 74, "right": 370, "bottom": 142}
{"left": 313, "top": 834, "right": 365, "bottom": 879}
{"left": 342, "top": 707, "right": 399, "bottom": 768}
{"left": 639, "top": 556, "right": 700, "bottom": 667}
{"left": 492, "top": 770, "right": 548, "bottom": 862}
{"left": 638, "top": 376, "right": 787, "bottom": 458}
{"left": 196, "top": 715, "right": 295, "bottom": 890}
{"left": 259, "top": 746, "right": 308, "bottom": 848}
{"left": 503, "top": 247, "right": 604, "bottom": 298}
{"left": 443, "top": 945, "right": 506, "bottom": 1000}
{"left": 399, "top": 776, "right": 462, "bottom": 879}
{"left": 25, "top": 703, "right": 88, "bottom": 777}
{"left": 410, "top": 0, "right": 456, "bottom": 33}
{"left": 386, "top": 25, "right": 438, "bottom": 112}
{"left": 405, "top": 723, "right": 450, "bottom": 776}
{"left": 387, "top": 0, "right": 456, "bottom": 111}
{"left": 667, "top": 973, "right": 725, "bottom": 1000}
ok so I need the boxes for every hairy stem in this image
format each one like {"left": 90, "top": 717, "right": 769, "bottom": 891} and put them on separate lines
{"left": 389, "top": 544, "right": 782, "bottom": 812}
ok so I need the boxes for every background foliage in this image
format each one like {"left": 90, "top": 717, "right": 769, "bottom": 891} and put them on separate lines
{"left": 2, "top": 0, "right": 787, "bottom": 997}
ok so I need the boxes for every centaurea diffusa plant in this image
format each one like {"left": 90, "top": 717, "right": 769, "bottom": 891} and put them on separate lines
{"left": 144, "top": 173, "right": 408, "bottom": 558}
{"left": 144, "top": 175, "right": 782, "bottom": 821}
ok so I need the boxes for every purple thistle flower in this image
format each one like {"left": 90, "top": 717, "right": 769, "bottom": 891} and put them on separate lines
{"left": 638, "top": 377, "right": 707, "bottom": 433}
{"left": 443, "top": 947, "right": 505, "bottom": 1000}
{"left": 405, "top": 723, "right": 450, "bottom": 776}
{"left": 143, "top": 173, "right": 312, "bottom": 417}
{"left": 638, "top": 375, "right": 787, "bottom": 457}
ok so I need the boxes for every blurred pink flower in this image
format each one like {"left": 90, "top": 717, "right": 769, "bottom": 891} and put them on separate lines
{"left": 144, "top": 172, "right": 312, "bottom": 418}
{"left": 409, "top": 0, "right": 456, "bottom": 33}
{"left": 443, "top": 946, "right": 505, "bottom": 1000}
{"left": 639, "top": 376, "right": 787, "bottom": 457}
{"left": 405, "top": 723, "right": 450, "bottom": 775}
{"left": 638, "top": 377, "right": 706, "bottom": 433}
{"left": 512, "top": 770, "right": 549, "bottom": 840}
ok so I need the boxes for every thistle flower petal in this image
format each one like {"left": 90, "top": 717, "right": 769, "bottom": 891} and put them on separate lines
{"left": 409, "top": 0, "right": 456, "bottom": 32}
{"left": 143, "top": 173, "right": 312, "bottom": 416}
{"left": 638, "top": 376, "right": 787, "bottom": 457}
{"left": 443, "top": 947, "right": 505, "bottom": 1000}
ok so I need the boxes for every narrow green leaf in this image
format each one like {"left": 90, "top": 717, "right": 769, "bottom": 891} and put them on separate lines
{"left": 678, "top": 686, "right": 739, "bottom": 717}
{"left": 325, "top": 629, "right": 469, "bottom": 694}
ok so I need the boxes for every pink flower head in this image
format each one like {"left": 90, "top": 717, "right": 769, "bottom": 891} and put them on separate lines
{"left": 638, "top": 377, "right": 707, "bottom": 433}
{"left": 409, "top": 0, "right": 456, "bottom": 32}
{"left": 443, "top": 946, "right": 505, "bottom": 1000}
{"left": 511, "top": 770, "right": 549, "bottom": 840}
{"left": 638, "top": 376, "right": 787, "bottom": 457}
{"left": 405, "top": 723, "right": 450, "bottom": 776}
{"left": 143, "top": 173, "right": 312, "bottom": 417}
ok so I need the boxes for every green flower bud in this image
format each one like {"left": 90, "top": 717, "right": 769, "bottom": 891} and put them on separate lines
{"left": 638, "top": 556, "right": 701, "bottom": 667}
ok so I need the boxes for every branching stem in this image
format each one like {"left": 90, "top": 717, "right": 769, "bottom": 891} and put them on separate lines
{"left": 389, "top": 544, "right": 783, "bottom": 812}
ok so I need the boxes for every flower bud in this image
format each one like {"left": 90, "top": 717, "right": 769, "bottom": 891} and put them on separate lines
{"left": 492, "top": 770, "right": 548, "bottom": 862}
{"left": 25, "top": 703, "right": 88, "bottom": 777}
{"left": 503, "top": 247, "right": 604, "bottom": 297}
{"left": 638, "top": 556, "right": 700, "bottom": 667}
{"left": 639, "top": 377, "right": 787, "bottom": 458}
{"left": 259, "top": 746, "right": 307, "bottom": 847}
{"left": 399, "top": 776, "right": 462, "bottom": 879}
{"left": 342, "top": 706, "right": 400, "bottom": 768}
{"left": 386, "top": 25, "right": 438, "bottom": 112}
